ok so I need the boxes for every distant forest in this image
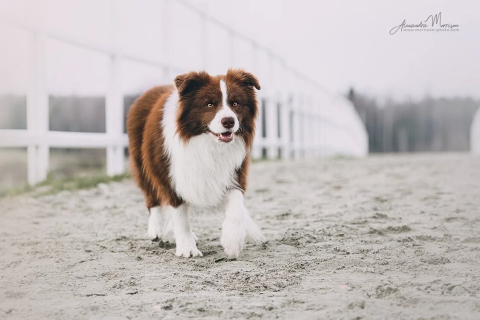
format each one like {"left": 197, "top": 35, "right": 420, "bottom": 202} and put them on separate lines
{"left": 347, "top": 89, "right": 480, "bottom": 153}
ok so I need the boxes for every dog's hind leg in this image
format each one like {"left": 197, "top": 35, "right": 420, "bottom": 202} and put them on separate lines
{"left": 147, "top": 206, "right": 174, "bottom": 241}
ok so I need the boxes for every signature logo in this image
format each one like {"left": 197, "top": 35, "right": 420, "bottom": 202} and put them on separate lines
{"left": 390, "top": 12, "right": 460, "bottom": 35}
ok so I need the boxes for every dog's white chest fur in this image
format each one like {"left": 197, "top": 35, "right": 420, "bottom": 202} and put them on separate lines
{"left": 162, "top": 92, "right": 247, "bottom": 208}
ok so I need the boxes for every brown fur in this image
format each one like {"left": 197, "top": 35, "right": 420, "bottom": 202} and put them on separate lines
{"left": 126, "top": 69, "right": 260, "bottom": 211}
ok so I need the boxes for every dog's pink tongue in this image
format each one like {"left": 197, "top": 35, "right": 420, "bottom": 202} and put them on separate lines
{"left": 218, "top": 132, "right": 233, "bottom": 142}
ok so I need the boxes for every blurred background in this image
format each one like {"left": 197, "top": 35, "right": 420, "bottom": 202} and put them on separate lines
{"left": 0, "top": 0, "right": 479, "bottom": 193}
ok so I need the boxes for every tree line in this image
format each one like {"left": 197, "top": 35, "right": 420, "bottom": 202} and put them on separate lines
{"left": 347, "top": 89, "right": 480, "bottom": 153}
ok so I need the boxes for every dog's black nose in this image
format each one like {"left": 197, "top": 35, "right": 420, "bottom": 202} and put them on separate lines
{"left": 221, "top": 117, "right": 235, "bottom": 129}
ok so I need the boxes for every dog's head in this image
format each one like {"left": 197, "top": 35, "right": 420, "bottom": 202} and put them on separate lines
{"left": 174, "top": 69, "right": 260, "bottom": 144}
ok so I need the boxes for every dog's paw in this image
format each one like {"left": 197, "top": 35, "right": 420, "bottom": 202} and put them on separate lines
{"left": 147, "top": 212, "right": 163, "bottom": 239}
{"left": 147, "top": 226, "right": 163, "bottom": 240}
{"left": 147, "top": 207, "right": 175, "bottom": 241}
{"left": 175, "top": 242, "right": 203, "bottom": 258}
{"left": 221, "top": 239, "right": 244, "bottom": 259}
{"left": 174, "top": 230, "right": 202, "bottom": 258}
{"left": 221, "top": 221, "right": 246, "bottom": 259}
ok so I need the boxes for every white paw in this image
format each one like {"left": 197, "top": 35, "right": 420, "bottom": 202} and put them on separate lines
{"left": 221, "top": 221, "right": 246, "bottom": 259}
{"left": 147, "top": 207, "right": 174, "bottom": 241}
{"left": 175, "top": 230, "right": 202, "bottom": 258}
{"left": 147, "top": 224, "right": 162, "bottom": 239}
{"left": 175, "top": 241, "right": 203, "bottom": 258}
{"left": 147, "top": 208, "right": 163, "bottom": 239}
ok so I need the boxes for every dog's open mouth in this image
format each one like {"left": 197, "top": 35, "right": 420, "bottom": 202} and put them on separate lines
{"left": 208, "top": 130, "right": 234, "bottom": 143}
{"left": 218, "top": 131, "right": 233, "bottom": 142}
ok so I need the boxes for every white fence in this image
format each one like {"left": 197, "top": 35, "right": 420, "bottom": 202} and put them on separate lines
{"left": 0, "top": 0, "right": 368, "bottom": 186}
{"left": 472, "top": 108, "right": 480, "bottom": 155}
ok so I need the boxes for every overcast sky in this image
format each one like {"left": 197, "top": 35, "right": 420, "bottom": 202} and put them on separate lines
{"left": 194, "top": 0, "right": 480, "bottom": 101}
{"left": 1, "top": 0, "right": 479, "bottom": 101}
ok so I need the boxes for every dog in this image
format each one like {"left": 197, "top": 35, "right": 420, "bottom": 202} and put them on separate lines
{"left": 127, "top": 69, "right": 265, "bottom": 258}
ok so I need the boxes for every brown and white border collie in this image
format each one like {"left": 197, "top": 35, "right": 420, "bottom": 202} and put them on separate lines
{"left": 127, "top": 69, "right": 265, "bottom": 258}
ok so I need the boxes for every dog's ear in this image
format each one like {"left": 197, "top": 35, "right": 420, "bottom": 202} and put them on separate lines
{"left": 227, "top": 69, "right": 261, "bottom": 90}
{"left": 174, "top": 71, "right": 210, "bottom": 96}
{"left": 242, "top": 71, "right": 261, "bottom": 90}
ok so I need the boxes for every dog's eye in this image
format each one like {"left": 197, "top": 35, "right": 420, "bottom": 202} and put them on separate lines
{"left": 232, "top": 102, "right": 238, "bottom": 107}
{"left": 207, "top": 103, "right": 213, "bottom": 107}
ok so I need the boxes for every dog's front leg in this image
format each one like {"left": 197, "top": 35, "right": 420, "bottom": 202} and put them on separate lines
{"left": 221, "top": 189, "right": 265, "bottom": 258}
{"left": 171, "top": 205, "right": 202, "bottom": 258}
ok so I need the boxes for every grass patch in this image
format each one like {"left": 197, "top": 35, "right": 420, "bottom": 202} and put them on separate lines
{"left": 329, "top": 154, "right": 356, "bottom": 161}
{"left": 0, "top": 172, "right": 130, "bottom": 198}
{"left": 251, "top": 157, "right": 282, "bottom": 163}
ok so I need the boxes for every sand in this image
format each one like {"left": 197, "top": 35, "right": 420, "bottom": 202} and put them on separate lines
{"left": 1, "top": 153, "right": 480, "bottom": 319}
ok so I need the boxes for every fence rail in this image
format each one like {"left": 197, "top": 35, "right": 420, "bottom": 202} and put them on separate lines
{"left": 0, "top": 0, "right": 368, "bottom": 186}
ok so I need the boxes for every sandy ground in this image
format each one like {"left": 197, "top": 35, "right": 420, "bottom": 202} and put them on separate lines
{"left": 1, "top": 153, "right": 480, "bottom": 319}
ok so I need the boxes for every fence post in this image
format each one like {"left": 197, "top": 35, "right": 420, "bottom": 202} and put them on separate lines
{"left": 279, "top": 63, "right": 289, "bottom": 160}
{"left": 305, "top": 97, "right": 311, "bottom": 157}
{"left": 314, "top": 100, "right": 320, "bottom": 156}
{"left": 472, "top": 107, "right": 480, "bottom": 155}
{"left": 292, "top": 96, "right": 300, "bottom": 160}
{"left": 106, "top": 2, "right": 124, "bottom": 176}
{"left": 106, "top": 55, "right": 124, "bottom": 176}
{"left": 298, "top": 96, "right": 305, "bottom": 159}
{"left": 27, "top": 30, "right": 49, "bottom": 185}
{"left": 251, "top": 41, "right": 261, "bottom": 159}
{"left": 283, "top": 94, "right": 291, "bottom": 160}
{"left": 266, "top": 99, "right": 277, "bottom": 159}
{"left": 266, "top": 53, "right": 277, "bottom": 159}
